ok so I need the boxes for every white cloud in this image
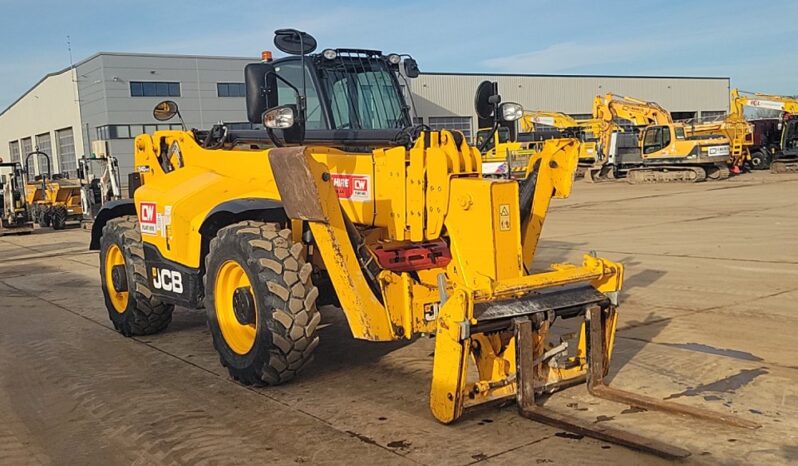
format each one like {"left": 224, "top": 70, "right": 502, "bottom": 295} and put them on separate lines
{"left": 481, "top": 39, "right": 663, "bottom": 73}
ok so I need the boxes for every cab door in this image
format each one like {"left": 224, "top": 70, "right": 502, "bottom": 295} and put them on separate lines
{"left": 640, "top": 125, "right": 672, "bottom": 159}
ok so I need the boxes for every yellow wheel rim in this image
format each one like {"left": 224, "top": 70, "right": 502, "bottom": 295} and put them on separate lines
{"left": 215, "top": 260, "right": 257, "bottom": 355}
{"left": 104, "top": 243, "right": 128, "bottom": 313}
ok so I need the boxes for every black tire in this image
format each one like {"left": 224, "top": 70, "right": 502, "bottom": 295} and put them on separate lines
{"left": 750, "top": 149, "right": 772, "bottom": 170}
{"left": 204, "top": 221, "right": 320, "bottom": 386}
{"left": 37, "top": 206, "right": 51, "bottom": 227}
{"left": 99, "top": 215, "right": 174, "bottom": 336}
{"left": 51, "top": 206, "right": 67, "bottom": 230}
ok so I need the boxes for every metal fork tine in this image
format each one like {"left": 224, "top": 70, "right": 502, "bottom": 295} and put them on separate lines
{"left": 586, "top": 305, "right": 761, "bottom": 430}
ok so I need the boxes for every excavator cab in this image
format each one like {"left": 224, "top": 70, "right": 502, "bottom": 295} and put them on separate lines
{"left": 641, "top": 125, "right": 672, "bottom": 155}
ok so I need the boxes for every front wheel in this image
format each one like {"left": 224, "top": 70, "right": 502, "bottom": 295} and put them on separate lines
{"left": 750, "top": 149, "right": 772, "bottom": 170}
{"left": 204, "top": 221, "right": 320, "bottom": 386}
{"left": 99, "top": 216, "right": 174, "bottom": 336}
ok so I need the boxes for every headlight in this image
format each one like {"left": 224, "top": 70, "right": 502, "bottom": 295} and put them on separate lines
{"left": 263, "top": 106, "right": 296, "bottom": 129}
{"left": 500, "top": 102, "right": 523, "bottom": 122}
{"left": 387, "top": 53, "right": 401, "bottom": 65}
{"left": 322, "top": 48, "right": 337, "bottom": 60}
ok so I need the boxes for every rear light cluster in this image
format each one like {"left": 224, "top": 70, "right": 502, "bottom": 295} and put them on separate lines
{"left": 372, "top": 239, "right": 452, "bottom": 273}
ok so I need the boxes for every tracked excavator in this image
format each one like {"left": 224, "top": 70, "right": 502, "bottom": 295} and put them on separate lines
{"left": 588, "top": 93, "right": 732, "bottom": 183}
{"left": 724, "top": 89, "right": 798, "bottom": 173}
{"left": 89, "top": 30, "right": 757, "bottom": 459}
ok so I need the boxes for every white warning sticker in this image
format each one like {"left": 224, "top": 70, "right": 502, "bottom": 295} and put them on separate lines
{"left": 330, "top": 174, "right": 371, "bottom": 202}
{"left": 499, "top": 204, "right": 511, "bottom": 231}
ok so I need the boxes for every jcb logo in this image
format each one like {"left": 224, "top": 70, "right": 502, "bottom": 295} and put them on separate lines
{"left": 152, "top": 268, "right": 183, "bottom": 294}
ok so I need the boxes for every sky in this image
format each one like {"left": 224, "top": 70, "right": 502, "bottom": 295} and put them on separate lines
{"left": 1, "top": 0, "right": 796, "bottom": 108}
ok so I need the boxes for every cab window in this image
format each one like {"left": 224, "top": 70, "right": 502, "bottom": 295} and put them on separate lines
{"left": 674, "top": 126, "right": 686, "bottom": 139}
{"left": 662, "top": 126, "right": 672, "bottom": 147}
{"left": 273, "top": 61, "right": 326, "bottom": 130}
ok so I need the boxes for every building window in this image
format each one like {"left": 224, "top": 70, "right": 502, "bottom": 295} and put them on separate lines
{"left": 21, "top": 137, "right": 32, "bottom": 174}
{"left": 670, "top": 111, "right": 696, "bottom": 121}
{"left": 428, "top": 116, "right": 472, "bottom": 140}
{"left": 21, "top": 137, "right": 32, "bottom": 158}
{"left": 35, "top": 133, "right": 52, "bottom": 175}
{"left": 96, "top": 126, "right": 110, "bottom": 140}
{"left": 217, "top": 82, "right": 246, "bottom": 97}
{"left": 130, "top": 81, "right": 180, "bottom": 97}
{"left": 129, "top": 125, "right": 144, "bottom": 137}
{"left": 56, "top": 128, "right": 77, "bottom": 176}
{"left": 8, "top": 140, "right": 20, "bottom": 164}
{"left": 700, "top": 110, "right": 726, "bottom": 119}
{"left": 97, "top": 124, "right": 184, "bottom": 140}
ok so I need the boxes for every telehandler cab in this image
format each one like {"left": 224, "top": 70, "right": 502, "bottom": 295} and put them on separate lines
{"left": 90, "top": 29, "right": 757, "bottom": 458}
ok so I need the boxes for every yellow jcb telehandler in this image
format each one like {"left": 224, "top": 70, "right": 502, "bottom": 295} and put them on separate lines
{"left": 89, "top": 30, "right": 757, "bottom": 459}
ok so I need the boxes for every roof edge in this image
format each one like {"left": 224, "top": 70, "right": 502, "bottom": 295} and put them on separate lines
{"left": 1, "top": 51, "right": 261, "bottom": 118}
{"left": 419, "top": 71, "right": 730, "bottom": 81}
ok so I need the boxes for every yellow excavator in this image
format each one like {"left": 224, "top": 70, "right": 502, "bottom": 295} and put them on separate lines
{"left": 722, "top": 89, "right": 798, "bottom": 172}
{"left": 89, "top": 30, "right": 757, "bottom": 459}
{"left": 588, "top": 93, "right": 732, "bottom": 183}
{"left": 520, "top": 111, "right": 601, "bottom": 172}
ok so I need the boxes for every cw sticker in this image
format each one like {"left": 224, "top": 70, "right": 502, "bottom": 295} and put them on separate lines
{"left": 330, "top": 174, "right": 371, "bottom": 201}
{"left": 139, "top": 202, "right": 157, "bottom": 235}
{"left": 499, "top": 204, "right": 511, "bottom": 231}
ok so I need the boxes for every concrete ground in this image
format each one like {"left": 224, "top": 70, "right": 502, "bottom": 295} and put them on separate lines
{"left": 1, "top": 171, "right": 797, "bottom": 465}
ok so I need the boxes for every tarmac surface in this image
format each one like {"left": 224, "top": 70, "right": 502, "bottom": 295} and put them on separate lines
{"left": 1, "top": 171, "right": 797, "bottom": 465}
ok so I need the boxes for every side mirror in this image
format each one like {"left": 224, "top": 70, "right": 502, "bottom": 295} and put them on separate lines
{"left": 153, "top": 101, "right": 179, "bottom": 121}
{"left": 403, "top": 58, "right": 420, "bottom": 78}
{"left": 245, "top": 63, "right": 278, "bottom": 124}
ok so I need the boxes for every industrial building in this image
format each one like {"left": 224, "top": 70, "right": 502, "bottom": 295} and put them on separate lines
{"left": 0, "top": 52, "right": 730, "bottom": 183}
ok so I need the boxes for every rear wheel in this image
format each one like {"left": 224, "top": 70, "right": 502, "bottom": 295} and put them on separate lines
{"left": 51, "top": 206, "right": 67, "bottom": 230}
{"left": 750, "top": 149, "right": 772, "bottom": 170}
{"left": 37, "top": 207, "right": 51, "bottom": 227}
{"left": 99, "top": 216, "right": 174, "bottom": 336}
{"left": 204, "top": 221, "right": 320, "bottom": 385}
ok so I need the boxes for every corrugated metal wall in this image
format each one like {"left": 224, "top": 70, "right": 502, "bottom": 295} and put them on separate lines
{"left": 408, "top": 73, "right": 729, "bottom": 130}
